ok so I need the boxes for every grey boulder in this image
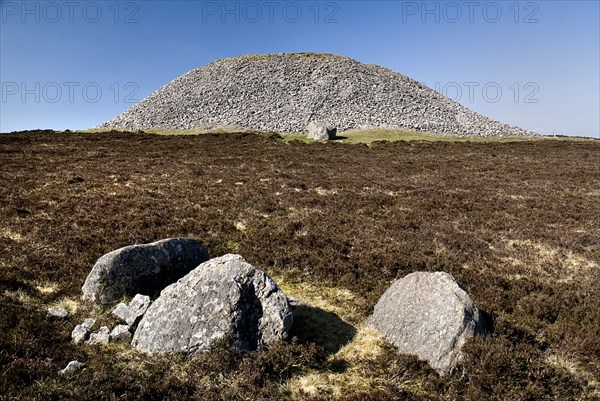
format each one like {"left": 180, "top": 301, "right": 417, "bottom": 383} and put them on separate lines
{"left": 132, "top": 254, "right": 293, "bottom": 355}
{"left": 112, "top": 294, "right": 151, "bottom": 325}
{"left": 307, "top": 121, "right": 337, "bottom": 140}
{"left": 82, "top": 238, "right": 209, "bottom": 305}
{"left": 367, "top": 271, "right": 486, "bottom": 375}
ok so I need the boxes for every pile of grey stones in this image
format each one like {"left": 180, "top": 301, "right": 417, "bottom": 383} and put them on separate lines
{"left": 70, "top": 293, "right": 151, "bottom": 346}
{"left": 99, "top": 53, "right": 537, "bottom": 138}
{"left": 55, "top": 237, "right": 487, "bottom": 376}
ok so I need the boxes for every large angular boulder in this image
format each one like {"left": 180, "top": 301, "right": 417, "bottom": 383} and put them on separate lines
{"left": 132, "top": 254, "right": 293, "bottom": 355}
{"left": 82, "top": 238, "right": 209, "bottom": 305}
{"left": 367, "top": 271, "right": 486, "bottom": 374}
{"left": 307, "top": 121, "right": 337, "bottom": 140}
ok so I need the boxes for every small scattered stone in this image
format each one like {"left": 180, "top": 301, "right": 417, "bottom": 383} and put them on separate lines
{"left": 110, "top": 324, "right": 131, "bottom": 342}
{"left": 81, "top": 318, "right": 96, "bottom": 330}
{"left": 47, "top": 307, "right": 69, "bottom": 319}
{"left": 59, "top": 360, "right": 85, "bottom": 375}
{"left": 112, "top": 303, "right": 129, "bottom": 321}
{"left": 287, "top": 296, "right": 303, "bottom": 309}
{"left": 112, "top": 294, "right": 151, "bottom": 325}
{"left": 86, "top": 326, "right": 110, "bottom": 345}
{"left": 71, "top": 325, "right": 90, "bottom": 344}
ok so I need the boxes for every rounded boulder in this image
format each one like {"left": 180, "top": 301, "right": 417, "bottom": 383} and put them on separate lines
{"left": 132, "top": 254, "right": 293, "bottom": 355}
{"left": 368, "top": 271, "right": 486, "bottom": 374}
{"left": 82, "top": 238, "right": 209, "bottom": 305}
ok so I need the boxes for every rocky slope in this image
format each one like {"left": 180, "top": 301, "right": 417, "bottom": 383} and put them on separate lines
{"left": 100, "top": 53, "right": 535, "bottom": 137}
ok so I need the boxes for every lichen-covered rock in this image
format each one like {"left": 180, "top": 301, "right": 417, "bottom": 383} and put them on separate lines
{"left": 110, "top": 324, "right": 132, "bottom": 342}
{"left": 368, "top": 271, "right": 486, "bottom": 374}
{"left": 81, "top": 318, "right": 96, "bottom": 329}
{"left": 132, "top": 254, "right": 293, "bottom": 355}
{"left": 86, "top": 326, "right": 110, "bottom": 345}
{"left": 71, "top": 318, "right": 96, "bottom": 344}
{"left": 99, "top": 53, "right": 536, "bottom": 137}
{"left": 112, "top": 294, "right": 151, "bottom": 325}
{"left": 82, "top": 238, "right": 209, "bottom": 305}
{"left": 71, "top": 325, "right": 90, "bottom": 345}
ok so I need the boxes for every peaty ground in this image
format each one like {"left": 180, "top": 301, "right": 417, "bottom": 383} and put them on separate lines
{"left": 0, "top": 130, "right": 598, "bottom": 400}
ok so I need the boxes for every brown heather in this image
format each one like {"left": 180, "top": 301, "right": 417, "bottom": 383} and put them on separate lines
{"left": 0, "top": 130, "right": 598, "bottom": 400}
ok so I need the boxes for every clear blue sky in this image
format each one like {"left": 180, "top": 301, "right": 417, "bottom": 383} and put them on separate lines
{"left": 1, "top": 0, "right": 599, "bottom": 137}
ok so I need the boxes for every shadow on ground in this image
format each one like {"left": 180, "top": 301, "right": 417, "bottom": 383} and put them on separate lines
{"left": 332, "top": 135, "right": 348, "bottom": 141}
{"left": 289, "top": 303, "right": 356, "bottom": 354}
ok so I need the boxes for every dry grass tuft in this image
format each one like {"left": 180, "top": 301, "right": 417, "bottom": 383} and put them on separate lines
{"left": 274, "top": 273, "right": 361, "bottom": 324}
{"left": 284, "top": 326, "right": 389, "bottom": 399}
{"left": 496, "top": 238, "right": 598, "bottom": 284}
{"left": 35, "top": 282, "right": 58, "bottom": 295}
{"left": 546, "top": 352, "right": 600, "bottom": 398}
{"left": 49, "top": 297, "right": 82, "bottom": 314}
{"left": 1, "top": 227, "right": 25, "bottom": 242}
{"left": 4, "top": 289, "right": 35, "bottom": 305}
